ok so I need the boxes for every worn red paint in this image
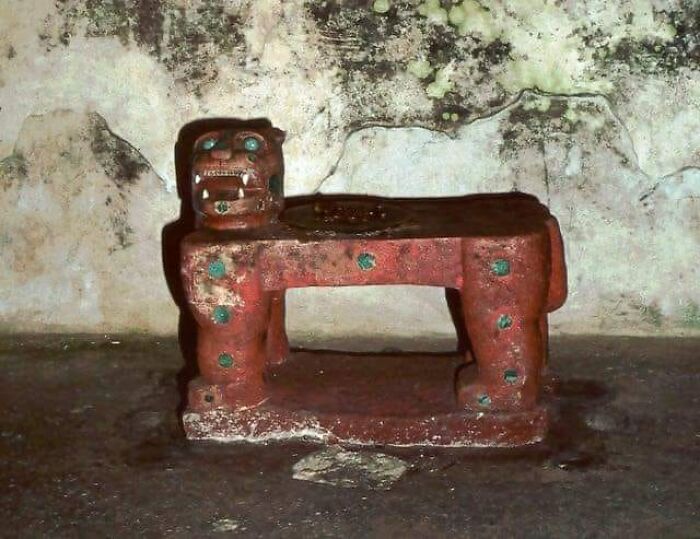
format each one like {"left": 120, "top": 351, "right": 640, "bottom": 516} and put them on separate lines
{"left": 180, "top": 123, "right": 567, "bottom": 447}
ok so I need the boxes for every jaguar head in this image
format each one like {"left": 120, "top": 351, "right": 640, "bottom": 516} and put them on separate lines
{"left": 191, "top": 125, "right": 285, "bottom": 229}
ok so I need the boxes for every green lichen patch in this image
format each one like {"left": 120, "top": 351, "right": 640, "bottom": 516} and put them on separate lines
{"left": 639, "top": 303, "right": 664, "bottom": 328}
{"left": 54, "top": 0, "right": 245, "bottom": 90}
{"left": 161, "top": 4, "right": 244, "bottom": 93}
{"left": 596, "top": 4, "right": 700, "bottom": 75}
{"left": 62, "top": 0, "right": 132, "bottom": 46}
{"left": 500, "top": 95, "right": 615, "bottom": 160}
{"left": 500, "top": 96, "right": 569, "bottom": 155}
{"left": 472, "top": 39, "right": 512, "bottom": 74}
{"left": 0, "top": 152, "right": 28, "bottom": 180}
{"left": 308, "top": 0, "right": 513, "bottom": 126}
{"left": 448, "top": 1, "right": 498, "bottom": 41}
{"left": 372, "top": 0, "right": 391, "bottom": 14}
{"left": 426, "top": 66, "right": 454, "bottom": 98}
{"left": 682, "top": 302, "right": 700, "bottom": 328}
{"left": 407, "top": 59, "right": 433, "bottom": 79}
{"left": 308, "top": 1, "right": 407, "bottom": 80}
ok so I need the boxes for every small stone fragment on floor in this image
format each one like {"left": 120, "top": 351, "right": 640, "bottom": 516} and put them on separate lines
{"left": 292, "top": 446, "right": 407, "bottom": 490}
{"left": 212, "top": 518, "right": 243, "bottom": 533}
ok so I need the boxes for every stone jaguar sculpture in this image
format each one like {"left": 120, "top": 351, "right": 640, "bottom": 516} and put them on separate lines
{"left": 191, "top": 124, "right": 286, "bottom": 230}
{"left": 186, "top": 123, "right": 290, "bottom": 388}
{"left": 179, "top": 120, "right": 568, "bottom": 447}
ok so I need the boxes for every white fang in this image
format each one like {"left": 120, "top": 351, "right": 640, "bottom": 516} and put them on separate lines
{"left": 202, "top": 189, "right": 209, "bottom": 199}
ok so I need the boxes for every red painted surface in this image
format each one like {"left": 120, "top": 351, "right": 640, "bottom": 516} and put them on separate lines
{"left": 179, "top": 124, "right": 567, "bottom": 447}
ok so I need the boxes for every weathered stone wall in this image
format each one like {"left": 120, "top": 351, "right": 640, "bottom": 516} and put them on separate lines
{"left": 1, "top": 0, "right": 698, "bottom": 341}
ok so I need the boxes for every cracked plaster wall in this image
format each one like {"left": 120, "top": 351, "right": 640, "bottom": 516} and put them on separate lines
{"left": 0, "top": 0, "right": 698, "bottom": 340}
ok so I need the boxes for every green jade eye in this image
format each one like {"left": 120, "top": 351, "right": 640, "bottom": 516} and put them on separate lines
{"left": 243, "top": 137, "right": 261, "bottom": 152}
{"left": 201, "top": 138, "right": 217, "bottom": 150}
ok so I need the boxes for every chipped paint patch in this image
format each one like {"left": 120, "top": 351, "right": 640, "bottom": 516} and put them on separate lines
{"left": 292, "top": 446, "right": 407, "bottom": 490}
{"left": 182, "top": 409, "right": 332, "bottom": 444}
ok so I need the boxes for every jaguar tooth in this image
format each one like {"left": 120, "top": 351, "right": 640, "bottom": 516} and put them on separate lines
{"left": 195, "top": 174, "right": 201, "bottom": 184}
{"left": 238, "top": 188, "right": 245, "bottom": 199}
{"left": 242, "top": 173, "right": 250, "bottom": 186}
{"left": 202, "top": 189, "right": 209, "bottom": 200}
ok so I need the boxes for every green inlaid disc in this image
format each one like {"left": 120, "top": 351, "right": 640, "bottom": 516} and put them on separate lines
{"left": 218, "top": 353, "right": 234, "bottom": 368}
{"left": 357, "top": 252, "right": 376, "bottom": 271}
{"left": 213, "top": 305, "right": 230, "bottom": 324}
{"left": 208, "top": 259, "right": 226, "bottom": 279}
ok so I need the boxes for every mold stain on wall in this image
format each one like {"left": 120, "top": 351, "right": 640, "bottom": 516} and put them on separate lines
{"left": 49, "top": 0, "right": 246, "bottom": 94}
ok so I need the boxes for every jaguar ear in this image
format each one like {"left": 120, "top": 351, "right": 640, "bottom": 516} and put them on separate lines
{"left": 270, "top": 127, "right": 286, "bottom": 145}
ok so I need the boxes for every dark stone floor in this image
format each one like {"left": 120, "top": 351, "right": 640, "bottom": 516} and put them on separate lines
{"left": 1, "top": 335, "right": 698, "bottom": 538}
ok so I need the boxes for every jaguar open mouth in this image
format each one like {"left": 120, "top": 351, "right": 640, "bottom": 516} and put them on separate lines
{"left": 193, "top": 167, "right": 267, "bottom": 215}
{"left": 194, "top": 166, "right": 258, "bottom": 183}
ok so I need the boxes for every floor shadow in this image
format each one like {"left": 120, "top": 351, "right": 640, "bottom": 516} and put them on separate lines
{"left": 161, "top": 117, "right": 275, "bottom": 416}
{"left": 444, "top": 288, "right": 469, "bottom": 355}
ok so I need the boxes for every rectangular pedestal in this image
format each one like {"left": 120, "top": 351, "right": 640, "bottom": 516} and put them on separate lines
{"left": 183, "top": 350, "right": 549, "bottom": 447}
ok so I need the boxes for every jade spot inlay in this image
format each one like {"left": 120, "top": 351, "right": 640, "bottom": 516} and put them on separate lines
{"left": 504, "top": 369, "right": 518, "bottom": 384}
{"left": 208, "top": 259, "right": 226, "bottom": 279}
{"left": 243, "top": 137, "right": 261, "bottom": 152}
{"left": 218, "top": 353, "right": 234, "bottom": 368}
{"left": 357, "top": 253, "right": 376, "bottom": 271}
{"left": 477, "top": 394, "right": 492, "bottom": 407}
{"left": 497, "top": 314, "right": 513, "bottom": 330}
{"left": 201, "top": 138, "right": 217, "bottom": 150}
{"left": 269, "top": 175, "right": 282, "bottom": 195}
{"left": 215, "top": 201, "right": 229, "bottom": 214}
{"left": 213, "top": 305, "right": 231, "bottom": 324}
{"left": 491, "top": 259, "right": 510, "bottom": 276}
